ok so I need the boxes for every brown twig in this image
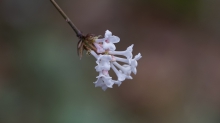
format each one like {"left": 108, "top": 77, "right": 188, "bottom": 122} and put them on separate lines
{"left": 50, "top": 0, "right": 83, "bottom": 38}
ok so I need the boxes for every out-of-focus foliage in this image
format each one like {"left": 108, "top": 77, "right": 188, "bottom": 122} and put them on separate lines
{"left": 0, "top": 0, "right": 220, "bottom": 123}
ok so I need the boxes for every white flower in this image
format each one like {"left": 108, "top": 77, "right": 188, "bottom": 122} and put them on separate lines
{"left": 90, "top": 30, "right": 142, "bottom": 91}
{"left": 110, "top": 63, "right": 126, "bottom": 82}
{"left": 108, "top": 44, "right": 133, "bottom": 63}
{"left": 113, "top": 62, "right": 132, "bottom": 79}
{"left": 94, "top": 30, "right": 120, "bottom": 51}
{"left": 131, "top": 53, "right": 142, "bottom": 74}
{"left": 113, "top": 53, "right": 142, "bottom": 74}
{"left": 95, "top": 54, "right": 112, "bottom": 72}
{"left": 94, "top": 75, "right": 114, "bottom": 91}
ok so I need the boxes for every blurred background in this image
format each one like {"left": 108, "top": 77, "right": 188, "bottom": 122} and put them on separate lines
{"left": 0, "top": 0, "right": 220, "bottom": 123}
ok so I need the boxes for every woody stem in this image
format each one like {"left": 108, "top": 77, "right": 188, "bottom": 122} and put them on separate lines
{"left": 50, "top": 0, "right": 83, "bottom": 38}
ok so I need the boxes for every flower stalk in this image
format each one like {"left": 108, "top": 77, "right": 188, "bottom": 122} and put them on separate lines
{"left": 50, "top": 0, "right": 100, "bottom": 59}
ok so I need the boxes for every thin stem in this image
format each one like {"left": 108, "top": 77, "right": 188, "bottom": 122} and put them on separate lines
{"left": 50, "top": 0, "right": 83, "bottom": 38}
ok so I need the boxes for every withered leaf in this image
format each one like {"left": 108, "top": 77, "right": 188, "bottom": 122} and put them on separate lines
{"left": 77, "top": 40, "right": 84, "bottom": 59}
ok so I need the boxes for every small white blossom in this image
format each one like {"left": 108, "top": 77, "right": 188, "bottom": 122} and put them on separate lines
{"left": 131, "top": 53, "right": 142, "bottom": 74}
{"left": 95, "top": 54, "right": 112, "bottom": 72}
{"left": 94, "top": 75, "right": 114, "bottom": 91}
{"left": 94, "top": 30, "right": 120, "bottom": 52}
{"left": 108, "top": 44, "right": 133, "bottom": 63}
{"left": 110, "top": 63, "right": 126, "bottom": 82}
{"left": 113, "top": 62, "right": 133, "bottom": 79}
{"left": 91, "top": 30, "right": 142, "bottom": 91}
{"left": 113, "top": 53, "right": 142, "bottom": 74}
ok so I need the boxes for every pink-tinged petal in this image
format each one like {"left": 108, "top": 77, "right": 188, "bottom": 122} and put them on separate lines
{"left": 102, "top": 70, "right": 109, "bottom": 76}
{"left": 105, "top": 30, "right": 112, "bottom": 38}
{"left": 111, "top": 55, "right": 116, "bottom": 62}
{"left": 95, "top": 38, "right": 105, "bottom": 43}
{"left": 108, "top": 36, "right": 120, "bottom": 43}
{"left": 94, "top": 43, "right": 105, "bottom": 53}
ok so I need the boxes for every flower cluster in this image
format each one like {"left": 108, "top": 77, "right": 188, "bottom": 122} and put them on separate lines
{"left": 90, "top": 30, "right": 142, "bottom": 91}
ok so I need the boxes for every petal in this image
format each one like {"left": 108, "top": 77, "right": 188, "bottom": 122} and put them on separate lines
{"left": 94, "top": 43, "right": 105, "bottom": 53}
{"left": 113, "top": 62, "right": 132, "bottom": 76}
{"left": 96, "top": 63, "right": 110, "bottom": 71}
{"left": 96, "top": 55, "right": 102, "bottom": 64}
{"left": 102, "top": 70, "right": 109, "bottom": 76}
{"left": 118, "top": 71, "right": 126, "bottom": 81}
{"left": 105, "top": 30, "right": 112, "bottom": 38}
{"left": 125, "top": 45, "right": 134, "bottom": 59}
{"left": 131, "top": 59, "right": 138, "bottom": 67}
{"left": 103, "top": 77, "right": 114, "bottom": 88}
{"left": 103, "top": 42, "right": 116, "bottom": 51}
{"left": 95, "top": 65, "right": 102, "bottom": 72}
{"left": 126, "top": 76, "right": 133, "bottom": 79}
{"left": 94, "top": 77, "right": 104, "bottom": 87}
{"left": 103, "top": 54, "right": 112, "bottom": 61}
{"left": 94, "top": 75, "right": 112, "bottom": 91}
{"left": 131, "top": 67, "right": 137, "bottom": 74}
{"left": 108, "top": 36, "right": 120, "bottom": 43}
{"left": 96, "top": 55, "right": 112, "bottom": 71}
{"left": 110, "top": 63, "right": 126, "bottom": 81}
{"left": 102, "top": 62, "right": 111, "bottom": 70}
{"left": 113, "top": 80, "right": 122, "bottom": 87}
{"left": 134, "top": 53, "right": 142, "bottom": 61}
{"left": 101, "top": 85, "right": 108, "bottom": 91}
{"left": 127, "top": 44, "right": 134, "bottom": 52}
{"left": 108, "top": 44, "right": 133, "bottom": 60}
{"left": 122, "top": 64, "right": 132, "bottom": 76}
